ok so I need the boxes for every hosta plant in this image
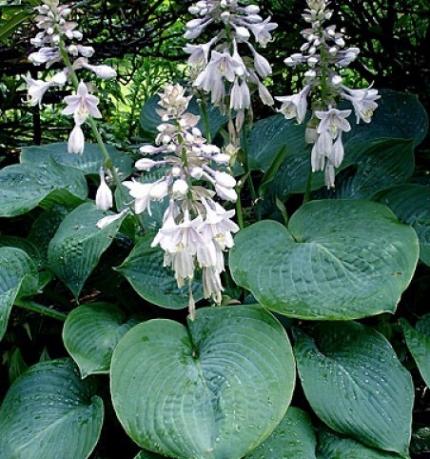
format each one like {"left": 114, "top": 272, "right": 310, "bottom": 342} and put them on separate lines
{"left": 0, "top": 1, "right": 429, "bottom": 459}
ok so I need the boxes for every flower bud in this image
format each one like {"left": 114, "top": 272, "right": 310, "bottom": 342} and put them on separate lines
{"left": 214, "top": 171, "right": 236, "bottom": 188}
{"left": 150, "top": 181, "right": 169, "bottom": 200}
{"left": 68, "top": 124, "right": 85, "bottom": 154}
{"left": 135, "top": 158, "right": 159, "bottom": 171}
{"left": 191, "top": 167, "right": 203, "bottom": 179}
{"left": 172, "top": 179, "right": 189, "bottom": 197}
{"left": 96, "top": 170, "right": 113, "bottom": 211}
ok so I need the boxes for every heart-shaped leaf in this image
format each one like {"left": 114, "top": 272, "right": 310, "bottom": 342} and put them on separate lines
{"left": 294, "top": 322, "right": 413, "bottom": 456}
{"left": 21, "top": 142, "right": 133, "bottom": 178}
{"left": 48, "top": 202, "right": 126, "bottom": 297}
{"left": 116, "top": 233, "right": 203, "bottom": 310}
{"left": 63, "top": 302, "right": 136, "bottom": 378}
{"left": 316, "top": 139, "right": 415, "bottom": 199}
{"left": 0, "top": 160, "right": 87, "bottom": 217}
{"left": 0, "top": 247, "right": 39, "bottom": 341}
{"left": 401, "top": 315, "right": 430, "bottom": 388}
{"left": 0, "top": 359, "right": 104, "bottom": 459}
{"left": 317, "top": 430, "right": 403, "bottom": 459}
{"left": 111, "top": 305, "right": 296, "bottom": 459}
{"left": 249, "top": 90, "right": 428, "bottom": 175}
{"left": 230, "top": 200, "right": 419, "bottom": 320}
{"left": 246, "top": 407, "right": 317, "bottom": 459}
{"left": 378, "top": 184, "right": 430, "bottom": 266}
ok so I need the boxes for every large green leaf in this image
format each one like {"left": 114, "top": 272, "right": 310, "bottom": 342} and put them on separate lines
{"left": 0, "top": 247, "right": 39, "bottom": 341}
{"left": 378, "top": 184, "right": 430, "bottom": 266}
{"left": 21, "top": 142, "right": 134, "bottom": 178}
{"left": 294, "top": 322, "right": 414, "bottom": 457}
{"left": 0, "top": 160, "right": 87, "bottom": 217}
{"left": 0, "top": 236, "right": 42, "bottom": 268}
{"left": 317, "top": 430, "right": 403, "bottom": 459}
{"left": 116, "top": 233, "right": 203, "bottom": 310}
{"left": 246, "top": 407, "right": 317, "bottom": 459}
{"left": 250, "top": 91, "right": 428, "bottom": 203}
{"left": 135, "top": 452, "right": 167, "bottom": 459}
{"left": 111, "top": 305, "right": 296, "bottom": 459}
{"left": 48, "top": 202, "right": 126, "bottom": 297}
{"left": 317, "top": 139, "right": 415, "bottom": 199}
{"left": 401, "top": 315, "right": 430, "bottom": 388}
{"left": 63, "top": 302, "right": 136, "bottom": 378}
{"left": 230, "top": 200, "right": 418, "bottom": 320}
{"left": 28, "top": 206, "right": 71, "bottom": 263}
{"left": 249, "top": 90, "right": 428, "bottom": 174}
{"left": 140, "top": 96, "right": 227, "bottom": 140}
{"left": 0, "top": 359, "right": 104, "bottom": 459}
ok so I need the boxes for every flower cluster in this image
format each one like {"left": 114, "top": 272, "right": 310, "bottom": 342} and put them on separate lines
{"left": 103, "top": 84, "right": 239, "bottom": 316}
{"left": 25, "top": 0, "right": 116, "bottom": 154}
{"left": 185, "top": 0, "right": 277, "bottom": 138}
{"left": 276, "top": 0, "right": 380, "bottom": 188}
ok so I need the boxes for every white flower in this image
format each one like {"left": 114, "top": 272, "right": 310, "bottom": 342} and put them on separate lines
{"left": 316, "top": 108, "right": 352, "bottom": 137}
{"left": 341, "top": 86, "right": 380, "bottom": 124}
{"left": 23, "top": 75, "right": 53, "bottom": 106}
{"left": 28, "top": 47, "right": 60, "bottom": 66}
{"left": 247, "top": 17, "right": 278, "bottom": 47}
{"left": 253, "top": 50, "right": 272, "bottom": 78}
{"left": 67, "top": 123, "right": 85, "bottom": 154}
{"left": 276, "top": 85, "right": 311, "bottom": 124}
{"left": 258, "top": 82, "right": 274, "bottom": 106}
{"left": 83, "top": 63, "right": 117, "bottom": 80}
{"left": 172, "top": 179, "right": 189, "bottom": 198}
{"left": 96, "top": 209, "right": 128, "bottom": 229}
{"left": 202, "top": 267, "right": 224, "bottom": 304}
{"left": 95, "top": 169, "right": 113, "bottom": 211}
{"left": 184, "top": 41, "right": 214, "bottom": 66}
{"left": 135, "top": 158, "right": 160, "bottom": 171}
{"left": 62, "top": 81, "right": 102, "bottom": 123}
{"left": 123, "top": 180, "right": 153, "bottom": 214}
{"left": 230, "top": 79, "right": 251, "bottom": 110}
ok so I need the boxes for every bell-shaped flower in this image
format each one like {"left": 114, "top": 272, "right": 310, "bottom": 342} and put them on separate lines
{"left": 67, "top": 123, "right": 85, "bottom": 155}
{"left": 276, "top": 85, "right": 311, "bottom": 124}
{"left": 316, "top": 107, "right": 352, "bottom": 138}
{"left": 62, "top": 81, "right": 102, "bottom": 124}
{"left": 341, "top": 86, "right": 380, "bottom": 124}
{"left": 23, "top": 75, "right": 53, "bottom": 106}
{"left": 95, "top": 169, "right": 113, "bottom": 211}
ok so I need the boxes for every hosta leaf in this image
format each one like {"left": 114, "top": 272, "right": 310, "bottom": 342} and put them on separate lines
{"left": 378, "top": 184, "right": 430, "bottom": 266}
{"left": 0, "top": 359, "right": 104, "bottom": 459}
{"left": 111, "top": 305, "right": 296, "bottom": 459}
{"left": 317, "top": 430, "right": 403, "bottom": 459}
{"left": 0, "top": 247, "right": 39, "bottom": 341}
{"left": 116, "top": 233, "right": 203, "bottom": 310}
{"left": 251, "top": 91, "right": 427, "bottom": 206}
{"left": 246, "top": 407, "right": 317, "bottom": 459}
{"left": 401, "top": 315, "right": 430, "bottom": 387}
{"left": 0, "top": 160, "right": 87, "bottom": 217}
{"left": 317, "top": 139, "right": 415, "bottom": 199}
{"left": 294, "top": 322, "right": 413, "bottom": 456}
{"left": 63, "top": 302, "right": 136, "bottom": 378}
{"left": 230, "top": 200, "right": 419, "bottom": 320}
{"left": 249, "top": 90, "right": 428, "bottom": 174}
{"left": 21, "top": 142, "right": 133, "bottom": 178}
{"left": 0, "top": 236, "right": 42, "bottom": 268}
{"left": 28, "top": 206, "right": 70, "bottom": 263}
{"left": 140, "top": 96, "right": 227, "bottom": 139}
{"left": 135, "top": 452, "right": 167, "bottom": 459}
{"left": 48, "top": 202, "right": 126, "bottom": 297}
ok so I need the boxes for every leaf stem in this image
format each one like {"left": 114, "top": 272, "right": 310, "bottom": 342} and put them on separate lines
{"left": 14, "top": 299, "right": 67, "bottom": 321}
